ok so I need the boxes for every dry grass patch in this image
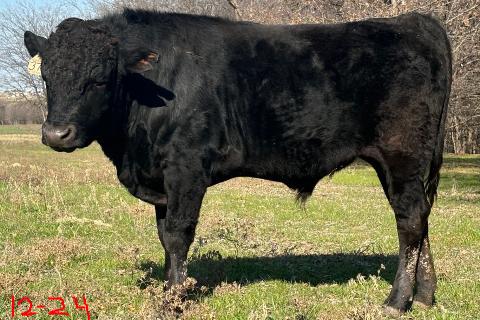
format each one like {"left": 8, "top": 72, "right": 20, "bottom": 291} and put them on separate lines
{"left": 0, "top": 127, "right": 478, "bottom": 319}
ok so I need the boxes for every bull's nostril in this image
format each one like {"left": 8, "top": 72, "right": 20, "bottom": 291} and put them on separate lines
{"left": 58, "top": 128, "right": 72, "bottom": 140}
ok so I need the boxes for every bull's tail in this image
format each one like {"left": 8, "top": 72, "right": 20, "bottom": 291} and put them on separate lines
{"left": 425, "top": 22, "right": 452, "bottom": 206}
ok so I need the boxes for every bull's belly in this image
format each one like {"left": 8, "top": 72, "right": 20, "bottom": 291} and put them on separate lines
{"left": 237, "top": 143, "right": 359, "bottom": 186}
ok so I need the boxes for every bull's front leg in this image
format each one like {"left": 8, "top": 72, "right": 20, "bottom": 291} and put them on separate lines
{"left": 155, "top": 165, "right": 207, "bottom": 289}
{"left": 155, "top": 204, "right": 171, "bottom": 283}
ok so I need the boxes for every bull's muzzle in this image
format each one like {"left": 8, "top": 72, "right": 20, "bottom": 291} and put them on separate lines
{"left": 42, "top": 122, "right": 78, "bottom": 151}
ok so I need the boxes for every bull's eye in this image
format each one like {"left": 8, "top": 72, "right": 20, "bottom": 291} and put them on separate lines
{"left": 81, "top": 81, "right": 107, "bottom": 95}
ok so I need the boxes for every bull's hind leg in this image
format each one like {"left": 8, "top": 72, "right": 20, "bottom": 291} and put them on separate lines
{"left": 383, "top": 175, "right": 432, "bottom": 315}
{"left": 413, "top": 230, "right": 437, "bottom": 308}
{"left": 363, "top": 151, "right": 437, "bottom": 314}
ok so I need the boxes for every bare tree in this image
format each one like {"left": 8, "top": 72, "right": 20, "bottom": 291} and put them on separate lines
{"left": 0, "top": 0, "right": 89, "bottom": 121}
{"left": 1, "top": 0, "right": 478, "bottom": 152}
{"left": 233, "top": 0, "right": 480, "bottom": 154}
{"left": 442, "top": 0, "right": 480, "bottom": 153}
{"left": 88, "top": 0, "right": 236, "bottom": 18}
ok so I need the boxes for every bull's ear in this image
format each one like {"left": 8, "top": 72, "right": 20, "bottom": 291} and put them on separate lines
{"left": 24, "top": 31, "right": 47, "bottom": 57}
{"left": 126, "top": 51, "right": 158, "bottom": 73}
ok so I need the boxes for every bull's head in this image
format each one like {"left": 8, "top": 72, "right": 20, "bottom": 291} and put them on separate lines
{"left": 24, "top": 17, "right": 163, "bottom": 152}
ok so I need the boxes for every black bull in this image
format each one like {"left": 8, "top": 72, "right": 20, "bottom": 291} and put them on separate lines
{"left": 24, "top": 9, "right": 452, "bottom": 315}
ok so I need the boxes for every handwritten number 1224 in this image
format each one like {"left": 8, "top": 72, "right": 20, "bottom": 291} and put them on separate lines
{"left": 11, "top": 295, "right": 91, "bottom": 319}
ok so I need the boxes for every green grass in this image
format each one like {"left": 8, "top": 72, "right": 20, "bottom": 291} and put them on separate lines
{"left": 0, "top": 124, "right": 42, "bottom": 135}
{"left": 0, "top": 125, "right": 479, "bottom": 319}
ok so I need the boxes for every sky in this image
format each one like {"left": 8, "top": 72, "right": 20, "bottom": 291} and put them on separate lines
{"left": 0, "top": 0, "right": 64, "bottom": 10}
{"left": 0, "top": 0, "right": 93, "bottom": 14}
{"left": 0, "top": 0, "right": 94, "bottom": 91}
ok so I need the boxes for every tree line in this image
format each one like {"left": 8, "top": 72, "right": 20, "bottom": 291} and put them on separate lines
{"left": 0, "top": 0, "right": 478, "bottom": 153}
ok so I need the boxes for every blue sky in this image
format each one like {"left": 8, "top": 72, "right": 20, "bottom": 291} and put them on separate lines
{"left": 0, "top": 0, "right": 92, "bottom": 14}
{"left": 0, "top": 0, "right": 64, "bottom": 10}
{"left": 0, "top": 0, "right": 94, "bottom": 91}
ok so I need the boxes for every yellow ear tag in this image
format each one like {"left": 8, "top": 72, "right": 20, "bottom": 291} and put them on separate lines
{"left": 28, "top": 54, "right": 42, "bottom": 77}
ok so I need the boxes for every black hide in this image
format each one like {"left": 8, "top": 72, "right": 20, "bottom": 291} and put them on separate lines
{"left": 24, "top": 10, "right": 452, "bottom": 314}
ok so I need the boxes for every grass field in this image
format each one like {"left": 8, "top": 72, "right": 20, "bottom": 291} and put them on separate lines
{"left": 0, "top": 125, "right": 479, "bottom": 319}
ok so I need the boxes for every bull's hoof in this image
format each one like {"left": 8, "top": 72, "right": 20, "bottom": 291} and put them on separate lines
{"left": 412, "top": 292, "right": 434, "bottom": 309}
{"left": 412, "top": 300, "right": 431, "bottom": 310}
{"left": 164, "top": 277, "right": 197, "bottom": 295}
{"left": 382, "top": 305, "right": 404, "bottom": 318}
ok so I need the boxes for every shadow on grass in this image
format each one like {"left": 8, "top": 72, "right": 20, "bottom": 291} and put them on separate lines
{"left": 136, "top": 253, "right": 397, "bottom": 292}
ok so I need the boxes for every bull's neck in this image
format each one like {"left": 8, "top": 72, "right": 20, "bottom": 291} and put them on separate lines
{"left": 96, "top": 84, "right": 130, "bottom": 169}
